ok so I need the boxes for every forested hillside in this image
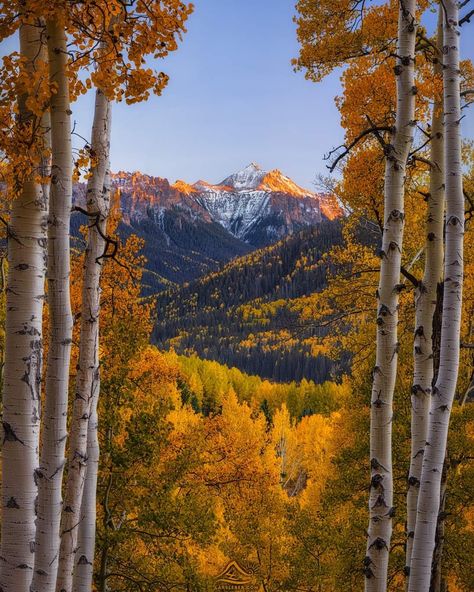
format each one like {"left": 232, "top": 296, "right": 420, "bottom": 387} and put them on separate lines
{"left": 118, "top": 212, "right": 251, "bottom": 292}
{"left": 153, "top": 220, "right": 343, "bottom": 382}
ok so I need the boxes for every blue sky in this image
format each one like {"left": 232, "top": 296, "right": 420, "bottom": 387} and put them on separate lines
{"left": 75, "top": 0, "right": 346, "bottom": 189}
{"left": 2, "top": 1, "right": 474, "bottom": 189}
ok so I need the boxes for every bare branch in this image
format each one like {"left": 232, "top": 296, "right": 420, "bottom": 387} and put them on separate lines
{"left": 325, "top": 122, "right": 392, "bottom": 173}
{"left": 460, "top": 8, "right": 474, "bottom": 25}
{"left": 400, "top": 266, "right": 419, "bottom": 288}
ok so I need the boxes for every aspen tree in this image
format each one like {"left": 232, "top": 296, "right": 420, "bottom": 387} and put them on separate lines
{"left": 30, "top": 13, "right": 74, "bottom": 592}
{"left": 365, "top": 2, "right": 417, "bottom": 590}
{"left": 72, "top": 97, "right": 111, "bottom": 592}
{"left": 405, "top": 7, "right": 445, "bottom": 580}
{"left": 408, "top": 2, "right": 464, "bottom": 589}
{"left": 57, "top": 89, "right": 112, "bottom": 592}
{"left": 0, "top": 17, "right": 48, "bottom": 592}
{"left": 71, "top": 378, "right": 100, "bottom": 592}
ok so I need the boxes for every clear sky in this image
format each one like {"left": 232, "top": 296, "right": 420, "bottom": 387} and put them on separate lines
{"left": 74, "top": 0, "right": 347, "bottom": 189}
{"left": 2, "top": 1, "right": 474, "bottom": 189}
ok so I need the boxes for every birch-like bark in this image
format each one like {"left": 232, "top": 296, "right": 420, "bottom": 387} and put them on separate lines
{"left": 71, "top": 380, "right": 100, "bottom": 592}
{"left": 0, "top": 256, "right": 6, "bottom": 389}
{"left": 408, "top": 2, "right": 464, "bottom": 589}
{"left": 30, "top": 18, "right": 73, "bottom": 592}
{"left": 431, "top": 372, "right": 474, "bottom": 589}
{"left": 0, "top": 21, "right": 48, "bottom": 592}
{"left": 405, "top": 8, "right": 445, "bottom": 580}
{"left": 430, "top": 456, "right": 447, "bottom": 592}
{"left": 72, "top": 98, "right": 112, "bottom": 592}
{"left": 364, "top": 3, "right": 417, "bottom": 590}
{"left": 56, "top": 89, "right": 112, "bottom": 592}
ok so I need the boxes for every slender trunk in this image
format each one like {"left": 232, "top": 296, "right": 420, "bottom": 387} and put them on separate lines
{"left": 408, "top": 2, "right": 464, "bottom": 589}
{"left": 72, "top": 390, "right": 99, "bottom": 592}
{"left": 0, "top": 256, "right": 6, "bottom": 390}
{"left": 459, "top": 368, "right": 474, "bottom": 405}
{"left": 405, "top": 8, "right": 445, "bottom": 581}
{"left": 72, "top": 92, "right": 112, "bottom": 592}
{"left": 430, "top": 455, "right": 447, "bottom": 592}
{"left": 30, "top": 17, "right": 73, "bottom": 592}
{"left": 98, "top": 543, "right": 110, "bottom": 592}
{"left": 0, "top": 21, "right": 48, "bottom": 592}
{"left": 430, "top": 366, "right": 474, "bottom": 589}
{"left": 364, "top": 3, "right": 417, "bottom": 590}
{"left": 98, "top": 429, "right": 114, "bottom": 592}
{"left": 56, "top": 90, "right": 111, "bottom": 592}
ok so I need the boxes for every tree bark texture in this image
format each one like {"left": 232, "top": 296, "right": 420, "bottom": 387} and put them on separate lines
{"left": 56, "top": 89, "right": 111, "bottom": 592}
{"left": 365, "top": 3, "right": 417, "bottom": 590}
{"left": 409, "top": 2, "right": 464, "bottom": 589}
{"left": 0, "top": 19, "right": 48, "bottom": 592}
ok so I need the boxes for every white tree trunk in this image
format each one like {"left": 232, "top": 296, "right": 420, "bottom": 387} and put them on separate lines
{"left": 0, "top": 21, "right": 48, "bottom": 592}
{"left": 72, "top": 102, "right": 112, "bottom": 592}
{"left": 30, "top": 18, "right": 74, "bottom": 592}
{"left": 408, "top": 2, "right": 464, "bottom": 589}
{"left": 71, "top": 379, "right": 100, "bottom": 592}
{"left": 56, "top": 89, "right": 112, "bottom": 592}
{"left": 405, "top": 7, "right": 445, "bottom": 581}
{"left": 365, "top": 3, "right": 417, "bottom": 590}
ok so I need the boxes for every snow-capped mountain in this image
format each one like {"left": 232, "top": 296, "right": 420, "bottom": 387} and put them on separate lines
{"left": 220, "top": 161, "right": 267, "bottom": 191}
{"left": 73, "top": 164, "right": 340, "bottom": 292}
{"left": 185, "top": 163, "right": 335, "bottom": 244}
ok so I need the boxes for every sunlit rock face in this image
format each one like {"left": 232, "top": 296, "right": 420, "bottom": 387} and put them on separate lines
{"left": 73, "top": 164, "right": 340, "bottom": 291}
{"left": 108, "top": 163, "right": 339, "bottom": 246}
{"left": 188, "top": 163, "right": 336, "bottom": 246}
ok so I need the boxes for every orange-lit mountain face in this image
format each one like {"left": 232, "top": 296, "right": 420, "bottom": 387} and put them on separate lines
{"left": 72, "top": 165, "right": 341, "bottom": 292}
{"left": 111, "top": 163, "right": 340, "bottom": 246}
{"left": 111, "top": 170, "right": 213, "bottom": 224}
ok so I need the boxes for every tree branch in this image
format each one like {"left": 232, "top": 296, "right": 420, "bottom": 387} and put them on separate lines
{"left": 400, "top": 266, "right": 420, "bottom": 288}
{"left": 325, "top": 121, "right": 392, "bottom": 173}
{"left": 460, "top": 8, "right": 474, "bottom": 25}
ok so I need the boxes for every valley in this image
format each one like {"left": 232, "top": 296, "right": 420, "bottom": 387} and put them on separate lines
{"left": 77, "top": 163, "right": 343, "bottom": 381}
{"left": 153, "top": 221, "right": 343, "bottom": 382}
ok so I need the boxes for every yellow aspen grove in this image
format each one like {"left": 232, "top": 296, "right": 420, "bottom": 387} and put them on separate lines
{"left": 405, "top": 6, "right": 445, "bottom": 581}
{"left": 0, "top": 17, "right": 49, "bottom": 592}
{"left": 408, "top": 2, "right": 465, "bottom": 589}
{"left": 365, "top": 3, "right": 417, "bottom": 590}
{"left": 30, "top": 14, "right": 74, "bottom": 592}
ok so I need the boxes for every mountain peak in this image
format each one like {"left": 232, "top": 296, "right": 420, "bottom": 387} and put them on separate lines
{"left": 246, "top": 162, "right": 262, "bottom": 171}
{"left": 258, "top": 169, "right": 314, "bottom": 198}
{"left": 220, "top": 162, "right": 267, "bottom": 191}
{"left": 172, "top": 179, "right": 197, "bottom": 194}
{"left": 192, "top": 179, "right": 234, "bottom": 192}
